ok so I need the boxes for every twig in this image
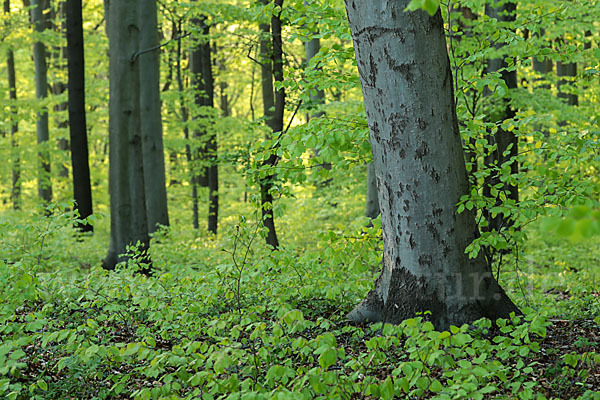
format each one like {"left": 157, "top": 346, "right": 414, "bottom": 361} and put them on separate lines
{"left": 130, "top": 32, "right": 191, "bottom": 63}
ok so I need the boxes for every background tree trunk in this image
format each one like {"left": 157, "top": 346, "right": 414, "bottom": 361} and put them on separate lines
{"left": 5, "top": 0, "right": 21, "bottom": 210}
{"left": 303, "top": 6, "right": 332, "bottom": 178}
{"left": 202, "top": 29, "right": 218, "bottom": 235}
{"left": 50, "top": 1, "right": 69, "bottom": 179}
{"left": 557, "top": 62, "right": 578, "bottom": 106}
{"left": 258, "top": 0, "right": 283, "bottom": 249}
{"left": 32, "top": 0, "right": 52, "bottom": 208}
{"left": 190, "top": 15, "right": 218, "bottom": 234}
{"left": 190, "top": 17, "right": 209, "bottom": 189}
{"left": 344, "top": 0, "right": 519, "bottom": 330}
{"left": 103, "top": 0, "right": 150, "bottom": 270}
{"left": 483, "top": 2, "right": 518, "bottom": 234}
{"left": 66, "top": 0, "right": 93, "bottom": 232}
{"left": 139, "top": 0, "right": 169, "bottom": 233}
{"left": 174, "top": 20, "right": 198, "bottom": 230}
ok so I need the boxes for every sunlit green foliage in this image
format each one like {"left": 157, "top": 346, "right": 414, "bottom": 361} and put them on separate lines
{"left": 0, "top": 0, "right": 599, "bottom": 398}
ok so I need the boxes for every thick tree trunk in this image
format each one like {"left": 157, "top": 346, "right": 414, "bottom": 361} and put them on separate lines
{"left": 344, "top": 0, "right": 519, "bottom": 330}
{"left": 66, "top": 0, "right": 93, "bottom": 232}
{"left": 5, "top": 0, "right": 21, "bottom": 210}
{"left": 32, "top": 0, "right": 52, "bottom": 207}
{"left": 103, "top": 0, "right": 150, "bottom": 271}
{"left": 139, "top": 0, "right": 169, "bottom": 233}
{"left": 483, "top": 2, "right": 518, "bottom": 234}
{"left": 258, "top": 0, "right": 283, "bottom": 249}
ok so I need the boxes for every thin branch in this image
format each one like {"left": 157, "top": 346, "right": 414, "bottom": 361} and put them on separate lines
{"left": 131, "top": 32, "right": 191, "bottom": 63}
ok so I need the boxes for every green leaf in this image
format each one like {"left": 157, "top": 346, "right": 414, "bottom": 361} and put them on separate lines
{"left": 405, "top": 0, "right": 440, "bottom": 16}
{"left": 214, "top": 353, "right": 232, "bottom": 374}
{"left": 318, "top": 348, "right": 337, "bottom": 370}
{"left": 36, "top": 379, "right": 48, "bottom": 391}
{"left": 430, "top": 379, "right": 442, "bottom": 392}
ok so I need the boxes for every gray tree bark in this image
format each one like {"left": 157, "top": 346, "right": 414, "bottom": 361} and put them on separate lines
{"left": 32, "top": 0, "right": 52, "bottom": 207}
{"left": 304, "top": 9, "right": 325, "bottom": 121}
{"left": 365, "top": 162, "right": 379, "bottom": 220}
{"left": 4, "top": 0, "right": 21, "bottom": 210}
{"left": 139, "top": 0, "right": 169, "bottom": 233}
{"left": 103, "top": 0, "right": 151, "bottom": 271}
{"left": 344, "top": 0, "right": 519, "bottom": 330}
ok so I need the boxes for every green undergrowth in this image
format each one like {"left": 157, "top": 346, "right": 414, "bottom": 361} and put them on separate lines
{"left": 0, "top": 207, "right": 599, "bottom": 400}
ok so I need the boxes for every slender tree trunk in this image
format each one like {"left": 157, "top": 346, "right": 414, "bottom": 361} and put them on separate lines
{"left": 103, "top": 0, "right": 150, "bottom": 271}
{"left": 66, "top": 0, "right": 93, "bottom": 232}
{"left": 139, "top": 0, "right": 169, "bottom": 233}
{"left": 482, "top": 2, "right": 518, "bottom": 233}
{"left": 32, "top": 0, "right": 52, "bottom": 208}
{"left": 174, "top": 20, "right": 198, "bottom": 230}
{"left": 201, "top": 23, "right": 218, "bottom": 235}
{"left": 190, "top": 19, "right": 209, "bottom": 189}
{"left": 258, "top": 0, "right": 283, "bottom": 249}
{"left": 557, "top": 62, "right": 577, "bottom": 106}
{"left": 532, "top": 29, "right": 553, "bottom": 87}
{"left": 304, "top": 7, "right": 331, "bottom": 178}
{"left": 304, "top": 13, "right": 325, "bottom": 121}
{"left": 5, "top": 0, "right": 21, "bottom": 210}
{"left": 190, "top": 15, "right": 218, "bottom": 234}
{"left": 344, "top": 0, "right": 519, "bottom": 330}
{"left": 50, "top": 1, "right": 69, "bottom": 178}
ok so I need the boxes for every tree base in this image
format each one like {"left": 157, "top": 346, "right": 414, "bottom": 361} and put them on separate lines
{"left": 347, "top": 264, "right": 520, "bottom": 330}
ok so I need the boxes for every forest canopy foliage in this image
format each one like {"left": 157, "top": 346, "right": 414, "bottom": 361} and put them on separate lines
{"left": 0, "top": 0, "right": 599, "bottom": 398}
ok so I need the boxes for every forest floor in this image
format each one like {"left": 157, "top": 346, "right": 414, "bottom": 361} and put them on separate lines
{"left": 0, "top": 203, "right": 599, "bottom": 399}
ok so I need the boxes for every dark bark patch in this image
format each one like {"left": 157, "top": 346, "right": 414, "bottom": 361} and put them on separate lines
{"left": 389, "top": 111, "right": 408, "bottom": 135}
{"left": 441, "top": 240, "right": 451, "bottom": 257}
{"left": 426, "top": 222, "right": 440, "bottom": 242}
{"left": 418, "top": 254, "right": 433, "bottom": 267}
{"left": 429, "top": 169, "right": 441, "bottom": 183}
{"left": 381, "top": 267, "right": 446, "bottom": 326}
{"left": 409, "top": 235, "right": 416, "bottom": 249}
{"left": 385, "top": 181, "right": 394, "bottom": 207}
{"left": 368, "top": 54, "right": 378, "bottom": 86}
{"left": 354, "top": 26, "right": 406, "bottom": 44}
{"left": 433, "top": 207, "right": 443, "bottom": 217}
{"left": 399, "top": 148, "right": 406, "bottom": 159}
{"left": 383, "top": 47, "right": 414, "bottom": 83}
{"left": 403, "top": 199, "right": 410, "bottom": 212}
{"left": 415, "top": 141, "right": 429, "bottom": 160}
{"left": 371, "top": 121, "right": 381, "bottom": 141}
